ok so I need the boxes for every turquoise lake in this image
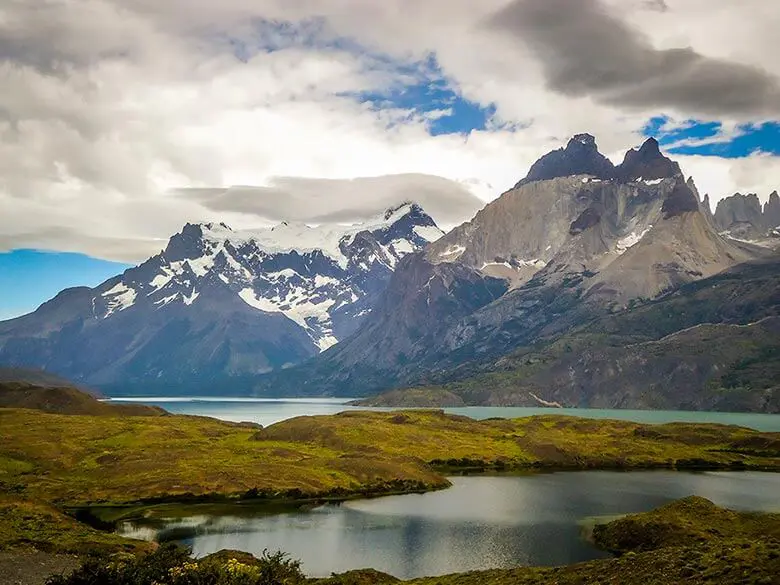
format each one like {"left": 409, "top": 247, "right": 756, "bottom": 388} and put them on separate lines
{"left": 106, "top": 396, "right": 780, "bottom": 431}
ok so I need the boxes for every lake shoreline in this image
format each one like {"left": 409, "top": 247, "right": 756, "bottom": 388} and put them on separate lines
{"left": 105, "top": 396, "right": 780, "bottom": 432}
{"left": 2, "top": 406, "right": 780, "bottom": 583}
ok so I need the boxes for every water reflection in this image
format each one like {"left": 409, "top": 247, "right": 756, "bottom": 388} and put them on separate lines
{"left": 118, "top": 471, "right": 780, "bottom": 578}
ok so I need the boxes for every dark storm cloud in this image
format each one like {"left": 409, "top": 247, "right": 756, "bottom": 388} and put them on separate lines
{"left": 489, "top": 0, "right": 780, "bottom": 117}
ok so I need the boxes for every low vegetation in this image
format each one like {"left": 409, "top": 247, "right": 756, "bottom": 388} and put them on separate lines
{"left": 0, "top": 496, "right": 150, "bottom": 556}
{"left": 2, "top": 408, "right": 779, "bottom": 509}
{"left": 0, "top": 381, "right": 165, "bottom": 416}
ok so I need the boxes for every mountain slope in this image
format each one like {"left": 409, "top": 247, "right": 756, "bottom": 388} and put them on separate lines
{"left": 0, "top": 203, "right": 442, "bottom": 395}
{"left": 370, "top": 258, "right": 780, "bottom": 412}
{"left": 257, "top": 135, "right": 772, "bottom": 401}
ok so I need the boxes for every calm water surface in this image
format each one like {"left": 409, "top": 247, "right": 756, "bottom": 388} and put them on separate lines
{"left": 106, "top": 397, "right": 780, "bottom": 431}
{"left": 118, "top": 471, "right": 780, "bottom": 578}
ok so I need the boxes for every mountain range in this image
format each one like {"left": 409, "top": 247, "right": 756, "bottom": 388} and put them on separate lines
{"left": 1, "top": 134, "right": 778, "bottom": 411}
{"left": 0, "top": 203, "right": 442, "bottom": 394}
{"left": 252, "top": 135, "right": 780, "bottom": 412}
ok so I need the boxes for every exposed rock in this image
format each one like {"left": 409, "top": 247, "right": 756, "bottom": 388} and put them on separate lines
{"left": 614, "top": 137, "right": 682, "bottom": 182}
{"left": 765, "top": 190, "right": 780, "bottom": 229}
{"left": 515, "top": 133, "right": 615, "bottom": 186}
{"left": 569, "top": 207, "right": 602, "bottom": 235}
{"left": 714, "top": 192, "right": 768, "bottom": 240}
{"left": 260, "top": 135, "right": 767, "bottom": 399}
{"left": 661, "top": 179, "right": 700, "bottom": 218}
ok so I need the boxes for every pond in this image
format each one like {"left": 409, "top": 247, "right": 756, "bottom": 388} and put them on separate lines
{"left": 118, "top": 470, "right": 780, "bottom": 579}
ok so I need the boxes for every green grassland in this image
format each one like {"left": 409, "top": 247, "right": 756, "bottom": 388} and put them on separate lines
{"left": 1, "top": 408, "right": 780, "bottom": 510}
{"left": 0, "top": 496, "right": 151, "bottom": 555}
{"left": 2, "top": 406, "right": 780, "bottom": 584}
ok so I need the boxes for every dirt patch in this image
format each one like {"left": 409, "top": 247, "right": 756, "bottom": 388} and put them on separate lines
{"left": 0, "top": 550, "right": 80, "bottom": 585}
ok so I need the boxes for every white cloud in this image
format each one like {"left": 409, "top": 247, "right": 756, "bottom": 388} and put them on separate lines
{"left": 677, "top": 153, "right": 780, "bottom": 209}
{"left": 0, "top": 0, "right": 777, "bottom": 262}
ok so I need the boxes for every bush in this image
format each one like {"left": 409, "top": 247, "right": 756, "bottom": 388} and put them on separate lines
{"left": 46, "top": 544, "right": 304, "bottom": 585}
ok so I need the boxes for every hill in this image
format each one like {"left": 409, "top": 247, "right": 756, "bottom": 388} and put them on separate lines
{"left": 0, "top": 382, "right": 165, "bottom": 416}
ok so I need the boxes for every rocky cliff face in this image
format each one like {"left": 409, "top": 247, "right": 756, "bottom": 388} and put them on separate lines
{"left": 259, "top": 135, "right": 770, "bottom": 399}
{"left": 0, "top": 203, "right": 443, "bottom": 394}
{"left": 714, "top": 191, "right": 780, "bottom": 242}
{"left": 764, "top": 191, "right": 780, "bottom": 233}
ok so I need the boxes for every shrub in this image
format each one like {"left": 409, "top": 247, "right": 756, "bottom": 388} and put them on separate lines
{"left": 46, "top": 544, "right": 304, "bottom": 585}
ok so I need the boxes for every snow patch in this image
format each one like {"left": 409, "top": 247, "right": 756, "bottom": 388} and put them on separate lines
{"left": 616, "top": 227, "right": 651, "bottom": 254}
{"left": 150, "top": 271, "right": 174, "bottom": 290}
{"left": 639, "top": 178, "right": 664, "bottom": 186}
{"left": 200, "top": 202, "right": 432, "bottom": 269}
{"left": 391, "top": 239, "right": 415, "bottom": 255}
{"left": 439, "top": 245, "right": 466, "bottom": 260}
{"left": 316, "top": 335, "right": 339, "bottom": 351}
{"left": 101, "top": 282, "right": 137, "bottom": 317}
{"left": 155, "top": 294, "right": 177, "bottom": 307}
{"left": 183, "top": 291, "right": 199, "bottom": 305}
{"left": 187, "top": 255, "right": 215, "bottom": 277}
{"left": 413, "top": 225, "right": 444, "bottom": 242}
{"left": 314, "top": 274, "right": 339, "bottom": 288}
{"left": 239, "top": 287, "right": 336, "bottom": 332}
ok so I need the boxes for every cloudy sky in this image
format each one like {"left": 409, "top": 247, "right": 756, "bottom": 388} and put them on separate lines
{"left": 1, "top": 0, "right": 779, "bottom": 318}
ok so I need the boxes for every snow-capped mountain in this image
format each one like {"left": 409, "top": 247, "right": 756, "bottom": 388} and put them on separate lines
{"left": 100, "top": 202, "right": 442, "bottom": 350}
{"left": 260, "top": 135, "right": 771, "bottom": 398}
{"left": 0, "top": 203, "right": 443, "bottom": 394}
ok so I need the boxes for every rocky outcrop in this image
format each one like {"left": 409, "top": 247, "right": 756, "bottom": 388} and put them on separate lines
{"left": 614, "top": 137, "right": 682, "bottom": 182}
{"left": 713, "top": 191, "right": 780, "bottom": 241}
{"left": 765, "top": 191, "right": 780, "bottom": 229}
{"left": 515, "top": 133, "right": 615, "bottom": 186}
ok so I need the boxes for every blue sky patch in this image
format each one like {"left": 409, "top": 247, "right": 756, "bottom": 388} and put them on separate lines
{"left": 231, "top": 21, "right": 497, "bottom": 137}
{"left": 0, "top": 250, "right": 131, "bottom": 321}
{"left": 643, "top": 116, "right": 780, "bottom": 157}
{"left": 348, "top": 54, "right": 497, "bottom": 136}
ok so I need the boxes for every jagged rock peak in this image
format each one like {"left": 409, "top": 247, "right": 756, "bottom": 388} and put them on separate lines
{"left": 714, "top": 193, "right": 763, "bottom": 223}
{"left": 661, "top": 178, "right": 700, "bottom": 219}
{"left": 615, "top": 137, "right": 683, "bottom": 182}
{"left": 515, "top": 133, "right": 616, "bottom": 187}
{"left": 763, "top": 191, "right": 780, "bottom": 228}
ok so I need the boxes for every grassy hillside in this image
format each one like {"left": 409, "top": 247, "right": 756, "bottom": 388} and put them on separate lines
{"left": 0, "top": 381, "right": 165, "bottom": 416}
{"left": 0, "top": 496, "right": 150, "bottom": 555}
{"left": 0, "top": 367, "right": 92, "bottom": 390}
{"left": 2, "top": 409, "right": 779, "bottom": 508}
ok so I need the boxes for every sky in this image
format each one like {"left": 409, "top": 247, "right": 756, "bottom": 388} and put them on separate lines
{"left": 1, "top": 0, "right": 779, "bottom": 318}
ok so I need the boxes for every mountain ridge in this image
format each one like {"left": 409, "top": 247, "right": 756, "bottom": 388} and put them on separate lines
{"left": 252, "top": 135, "right": 776, "bottom": 409}
{"left": 0, "top": 202, "right": 443, "bottom": 394}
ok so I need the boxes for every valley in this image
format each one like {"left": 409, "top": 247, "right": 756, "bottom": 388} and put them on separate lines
{"left": 2, "top": 390, "right": 780, "bottom": 584}
{"left": 5, "top": 2, "right": 780, "bottom": 583}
